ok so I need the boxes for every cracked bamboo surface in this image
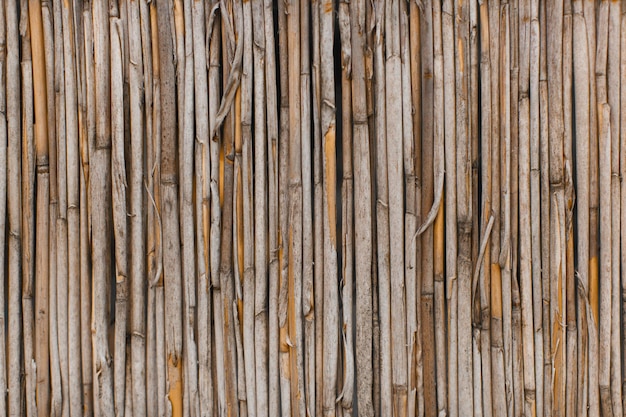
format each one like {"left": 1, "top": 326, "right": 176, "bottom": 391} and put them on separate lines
{"left": 0, "top": 1, "right": 625, "bottom": 416}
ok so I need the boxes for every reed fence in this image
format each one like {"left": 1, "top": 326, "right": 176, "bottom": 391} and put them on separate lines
{"left": 0, "top": 0, "right": 625, "bottom": 416}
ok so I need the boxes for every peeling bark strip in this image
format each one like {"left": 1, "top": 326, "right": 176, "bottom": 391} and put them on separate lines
{"left": 1, "top": 1, "right": 626, "bottom": 416}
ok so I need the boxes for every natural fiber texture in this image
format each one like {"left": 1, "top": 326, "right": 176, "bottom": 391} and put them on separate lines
{"left": 0, "top": 0, "right": 625, "bottom": 416}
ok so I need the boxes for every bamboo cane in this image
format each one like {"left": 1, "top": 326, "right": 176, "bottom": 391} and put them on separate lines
{"left": 60, "top": 0, "right": 83, "bottom": 414}
{"left": 350, "top": 0, "right": 373, "bottom": 414}
{"left": 21, "top": 9, "right": 37, "bottom": 415}
{"left": 441, "top": 1, "right": 458, "bottom": 416}
{"left": 407, "top": 2, "right": 423, "bottom": 415}
{"left": 0, "top": 1, "right": 7, "bottom": 412}
{"left": 455, "top": 0, "right": 473, "bottom": 413}
{"left": 621, "top": 5, "right": 626, "bottom": 415}
{"left": 277, "top": 0, "right": 291, "bottom": 414}
{"left": 261, "top": 0, "right": 279, "bottom": 415}
{"left": 573, "top": 2, "right": 593, "bottom": 416}
{"left": 79, "top": 5, "right": 95, "bottom": 414}
{"left": 338, "top": 2, "right": 355, "bottom": 415}
{"left": 607, "top": 2, "right": 622, "bottom": 416}
{"left": 111, "top": 16, "right": 129, "bottom": 416}
{"left": 250, "top": 1, "right": 268, "bottom": 415}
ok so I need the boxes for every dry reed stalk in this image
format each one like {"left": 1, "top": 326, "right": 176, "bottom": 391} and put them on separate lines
{"left": 111, "top": 15, "right": 129, "bottom": 416}
{"left": 373, "top": 1, "right": 392, "bottom": 415}
{"left": 261, "top": 0, "right": 279, "bottom": 415}
{"left": 190, "top": 0, "right": 211, "bottom": 414}
{"left": 80, "top": 6, "right": 95, "bottom": 415}
{"left": 385, "top": 1, "right": 408, "bottom": 415}
{"left": 441, "top": 2, "right": 457, "bottom": 416}
{"left": 338, "top": 1, "right": 355, "bottom": 415}
{"left": 562, "top": 4, "right": 577, "bottom": 416}
{"left": 573, "top": 1, "right": 593, "bottom": 416}
{"left": 349, "top": 0, "right": 373, "bottom": 414}
{"left": 91, "top": 0, "right": 115, "bottom": 412}
{"left": 60, "top": 0, "right": 82, "bottom": 414}
{"left": 311, "top": 1, "right": 324, "bottom": 415}
{"left": 299, "top": 3, "right": 315, "bottom": 416}
{"left": 479, "top": 3, "right": 494, "bottom": 416}
{"left": 180, "top": 1, "right": 199, "bottom": 414}
{"left": 276, "top": 0, "right": 291, "bottom": 414}
{"left": 125, "top": 0, "right": 146, "bottom": 414}
{"left": 547, "top": 1, "right": 567, "bottom": 411}
{"left": 607, "top": 2, "right": 622, "bottom": 416}
{"left": 20, "top": 9, "right": 36, "bottom": 416}
{"left": 407, "top": 3, "right": 423, "bottom": 415}
{"left": 0, "top": 1, "right": 7, "bottom": 412}
{"left": 240, "top": 0, "right": 256, "bottom": 412}
{"left": 417, "top": 2, "right": 434, "bottom": 415}
{"left": 455, "top": 0, "right": 473, "bottom": 414}
{"left": 155, "top": 0, "right": 184, "bottom": 414}
{"left": 621, "top": 4, "right": 626, "bottom": 415}
{"left": 251, "top": 1, "right": 268, "bottom": 415}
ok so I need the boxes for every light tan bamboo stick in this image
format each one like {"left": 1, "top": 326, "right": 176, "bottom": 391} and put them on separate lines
{"left": 373, "top": 1, "right": 392, "bottom": 415}
{"left": 320, "top": 0, "right": 339, "bottom": 415}
{"left": 207, "top": 2, "right": 224, "bottom": 413}
{"left": 517, "top": 0, "right": 538, "bottom": 416}
{"left": 543, "top": 1, "right": 566, "bottom": 415}
{"left": 111, "top": 16, "right": 129, "bottom": 416}
{"left": 276, "top": 0, "right": 291, "bottom": 413}
{"left": 607, "top": 2, "right": 622, "bottom": 416}
{"left": 180, "top": 0, "right": 199, "bottom": 414}
{"left": 91, "top": 0, "right": 115, "bottom": 412}
{"left": 596, "top": 6, "right": 613, "bottom": 417}
{"left": 125, "top": 0, "right": 146, "bottom": 414}
{"left": 239, "top": 0, "right": 256, "bottom": 412}
{"left": 573, "top": 2, "right": 593, "bottom": 416}
{"left": 190, "top": 0, "right": 211, "bottom": 414}
{"left": 250, "top": 1, "right": 268, "bottom": 415}
{"left": 562, "top": 4, "right": 577, "bottom": 416}
{"left": 20, "top": 9, "right": 37, "bottom": 416}
{"left": 520, "top": 1, "right": 544, "bottom": 414}
{"left": 479, "top": 3, "right": 495, "bottom": 416}
{"left": 441, "top": 1, "right": 457, "bottom": 416}
{"left": 349, "top": 0, "right": 373, "bottom": 414}
{"left": 621, "top": 5, "right": 626, "bottom": 415}
{"left": 300, "top": 0, "right": 316, "bottom": 414}
{"left": 500, "top": 2, "right": 524, "bottom": 415}
{"left": 261, "top": 0, "right": 279, "bottom": 414}
{"left": 61, "top": 0, "right": 82, "bottom": 413}
{"left": 407, "top": 3, "right": 423, "bottom": 415}
{"left": 285, "top": 0, "right": 305, "bottom": 414}
{"left": 155, "top": 0, "right": 184, "bottom": 414}
{"left": 311, "top": 1, "right": 324, "bottom": 415}
{"left": 385, "top": 1, "right": 407, "bottom": 415}
{"left": 52, "top": 1, "right": 71, "bottom": 413}
{"left": 80, "top": 5, "right": 94, "bottom": 414}
{"left": 499, "top": 5, "right": 519, "bottom": 416}
{"left": 338, "top": 2, "right": 355, "bottom": 415}
{"left": 455, "top": 0, "right": 473, "bottom": 413}
{"left": 416, "top": 2, "right": 434, "bottom": 415}
{"left": 144, "top": 1, "right": 160, "bottom": 413}
{"left": 255, "top": 0, "right": 280, "bottom": 416}
{"left": 427, "top": 2, "right": 447, "bottom": 415}
{"left": 0, "top": 1, "right": 7, "bottom": 412}
{"left": 47, "top": 3, "right": 62, "bottom": 417}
